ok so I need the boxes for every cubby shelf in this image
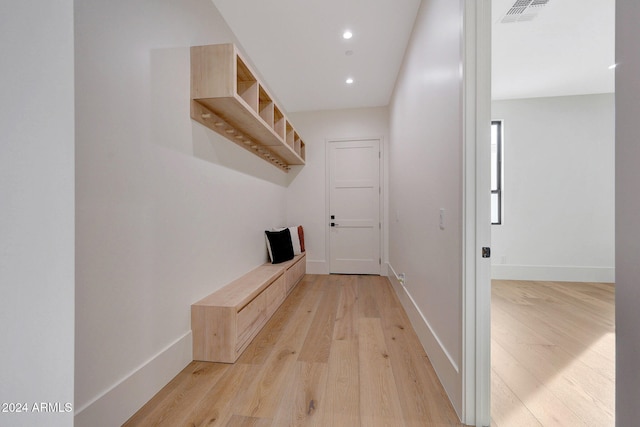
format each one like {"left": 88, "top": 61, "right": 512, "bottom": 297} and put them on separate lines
{"left": 190, "top": 43, "right": 306, "bottom": 172}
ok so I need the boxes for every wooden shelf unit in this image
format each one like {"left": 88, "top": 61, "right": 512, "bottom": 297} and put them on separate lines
{"left": 190, "top": 44, "right": 306, "bottom": 172}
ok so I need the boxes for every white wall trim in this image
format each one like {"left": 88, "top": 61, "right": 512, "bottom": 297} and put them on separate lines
{"left": 492, "top": 264, "right": 615, "bottom": 283}
{"left": 462, "top": 0, "right": 492, "bottom": 425}
{"left": 388, "top": 264, "right": 461, "bottom": 399}
{"left": 74, "top": 331, "right": 192, "bottom": 427}
{"left": 306, "top": 260, "right": 388, "bottom": 276}
{"left": 306, "top": 259, "right": 329, "bottom": 275}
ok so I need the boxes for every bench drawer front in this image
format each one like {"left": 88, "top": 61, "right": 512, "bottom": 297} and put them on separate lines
{"left": 265, "top": 275, "right": 286, "bottom": 316}
{"left": 236, "top": 293, "right": 267, "bottom": 351}
{"left": 285, "top": 255, "right": 306, "bottom": 293}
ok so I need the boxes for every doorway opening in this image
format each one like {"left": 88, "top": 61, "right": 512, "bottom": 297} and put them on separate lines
{"left": 489, "top": 0, "right": 616, "bottom": 425}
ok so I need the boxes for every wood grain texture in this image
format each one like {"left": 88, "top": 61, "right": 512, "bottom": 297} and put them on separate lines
{"left": 333, "top": 275, "right": 358, "bottom": 341}
{"left": 358, "top": 317, "right": 406, "bottom": 427}
{"left": 271, "top": 362, "right": 328, "bottom": 426}
{"left": 125, "top": 275, "right": 464, "bottom": 426}
{"left": 183, "top": 363, "right": 256, "bottom": 426}
{"left": 190, "top": 44, "right": 235, "bottom": 99}
{"left": 491, "top": 280, "right": 615, "bottom": 427}
{"left": 122, "top": 362, "right": 228, "bottom": 427}
{"left": 319, "top": 339, "right": 361, "bottom": 426}
{"left": 297, "top": 276, "right": 340, "bottom": 363}
{"left": 193, "top": 259, "right": 294, "bottom": 308}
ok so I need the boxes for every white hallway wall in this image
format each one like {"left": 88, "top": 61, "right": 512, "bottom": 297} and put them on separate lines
{"left": 388, "top": 0, "right": 465, "bottom": 416}
{"left": 491, "top": 94, "right": 615, "bottom": 282}
{"left": 74, "top": 0, "right": 291, "bottom": 425}
{"left": 287, "top": 107, "right": 390, "bottom": 274}
{"left": 0, "top": 1, "right": 75, "bottom": 426}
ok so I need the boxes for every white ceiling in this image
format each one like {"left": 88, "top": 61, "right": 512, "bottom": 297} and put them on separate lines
{"left": 212, "top": 0, "right": 421, "bottom": 112}
{"left": 212, "top": 0, "right": 615, "bottom": 113}
{"left": 492, "top": 0, "right": 615, "bottom": 100}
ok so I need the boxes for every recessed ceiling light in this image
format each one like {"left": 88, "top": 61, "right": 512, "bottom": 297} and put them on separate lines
{"left": 343, "top": 30, "right": 353, "bottom": 40}
{"left": 346, "top": 78, "right": 354, "bottom": 84}
{"left": 608, "top": 63, "right": 618, "bottom": 70}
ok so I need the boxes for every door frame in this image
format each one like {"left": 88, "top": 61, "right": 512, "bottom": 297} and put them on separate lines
{"left": 462, "top": 0, "right": 492, "bottom": 426}
{"left": 325, "top": 137, "right": 384, "bottom": 275}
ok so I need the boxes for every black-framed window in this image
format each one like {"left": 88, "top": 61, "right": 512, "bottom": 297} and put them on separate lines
{"left": 491, "top": 120, "right": 503, "bottom": 225}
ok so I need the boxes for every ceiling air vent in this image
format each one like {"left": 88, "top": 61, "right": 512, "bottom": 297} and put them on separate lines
{"left": 500, "top": 0, "right": 551, "bottom": 23}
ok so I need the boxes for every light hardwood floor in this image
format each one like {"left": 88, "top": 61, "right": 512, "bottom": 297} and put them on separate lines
{"left": 491, "top": 280, "right": 615, "bottom": 427}
{"left": 124, "top": 274, "right": 463, "bottom": 426}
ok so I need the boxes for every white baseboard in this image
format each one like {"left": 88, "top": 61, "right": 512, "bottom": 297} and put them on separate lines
{"left": 380, "top": 262, "right": 389, "bottom": 276}
{"left": 491, "top": 264, "right": 615, "bottom": 283}
{"left": 306, "top": 260, "right": 389, "bottom": 276}
{"left": 74, "top": 331, "right": 192, "bottom": 427}
{"left": 306, "top": 259, "right": 328, "bottom": 275}
{"left": 386, "top": 263, "right": 462, "bottom": 415}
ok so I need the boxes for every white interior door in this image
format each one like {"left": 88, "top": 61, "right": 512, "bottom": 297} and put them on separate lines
{"left": 328, "top": 139, "right": 381, "bottom": 275}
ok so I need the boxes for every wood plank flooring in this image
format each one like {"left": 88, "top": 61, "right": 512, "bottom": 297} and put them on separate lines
{"left": 124, "top": 275, "right": 463, "bottom": 426}
{"left": 491, "top": 280, "right": 615, "bottom": 427}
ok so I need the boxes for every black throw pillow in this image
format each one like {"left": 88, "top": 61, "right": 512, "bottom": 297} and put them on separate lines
{"left": 265, "top": 229, "right": 294, "bottom": 264}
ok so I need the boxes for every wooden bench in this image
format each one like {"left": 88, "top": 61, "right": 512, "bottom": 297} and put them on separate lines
{"left": 191, "top": 253, "right": 306, "bottom": 363}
